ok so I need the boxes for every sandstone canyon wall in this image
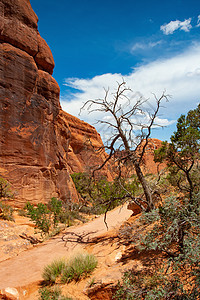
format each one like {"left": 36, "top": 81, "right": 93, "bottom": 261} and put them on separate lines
{"left": 0, "top": 0, "right": 112, "bottom": 207}
{"left": 0, "top": 0, "right": 164, "bottom": 208}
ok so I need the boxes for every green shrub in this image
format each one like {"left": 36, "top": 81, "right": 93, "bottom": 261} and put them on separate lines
{"left": 48, "top": 197, "right": 62, "bottom": 227}
{"left": 17, "top": 208, "right": 27, "bottom": 217}
{"left": 0, "top": 201, "right": 14, "bottom": 221}
{"left": 115, "top": 193, "right": 200, "bottom": 299}
{"left": 42, "top": 253, "right": 97, "bottom": 285}
{"left": 114, "top": 269, "right": 170, "bottom": 300}
{"left": 58, "top": 203, "right": 86, "bottom": 227}
{"left": 71, "top": 173, "right": 137, "bottom": 215}
{"left": 0, "top": 177, "right": 14, "bottom": 221}
{"left": 0, "top": 177, "right": 14, "bottom": 200}
{"left": 25, "top": 202, "right": 51, "bottom": 235}
{"left": 38, "top": 285, "right": 73, "bottom": 300}
{"left": 25, "top": 198, "right": 86, "bottom": 236}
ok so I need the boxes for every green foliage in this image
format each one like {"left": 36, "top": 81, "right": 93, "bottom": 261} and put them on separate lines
{"left": 61, "top": 253, "right": 98, "bottom": 283}
{"left": 71, "top": 172, "right": 138, "bottom": 215}
{"left": 139, "top": 194, "right": 200, "bottom": 253}
{"left": 57, "top": 202, "right": 86, "bottom": 227}
{"left": 115, "top": 193, "right": 200, "bottom": 299}
{"left": 17, "top": 208, "right": 27, "bottom": 217}
{"left": 142, "top": 194, "right": 200, "bottom": 297}
{"left": 114, "top": 266, "right": 200, "bottom": 300}
{"left": 48, "top": 197, "right": 62, "bottom": 227}
{"left": 115, "top": 105, "right": 200, "bottom": 299}
{"left": 25, "top": 202, "right": 51, "bottom": 235}
{"left": 38, "top": 285, "right": 73, "bottom": 300}
{"left": 114, "top": 269, "right": 170, "bottom": 300}
{"left": 0, "top": 177, "right": 14, "bottom": 200}
{"left": 42, "top": 253, "right": 97, "bottom": 285}
{"left": 25, "top": 197, "right": 87, "bottom": 236}
{"left": 70, "top": 172, "right": 92, "bottom": 198}
{"left": 0, "top": 177, "right": 14, "bottom": 221}
{"left": 0, "top": 201, "right": 14, "bottom": 221}
{"left": 42, "top": 259, "right": 67, "bottom": 284}
{"left": 154, "top": 104, "right": 200, "bottom": 200}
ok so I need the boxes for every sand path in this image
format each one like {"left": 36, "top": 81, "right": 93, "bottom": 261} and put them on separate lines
{"left": 0, "top": 205, "right": 132, "bottom": 289}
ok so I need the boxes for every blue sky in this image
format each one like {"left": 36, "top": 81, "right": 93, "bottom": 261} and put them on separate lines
{"left": 31, "top": 0, "right": 200, "bottom": 142}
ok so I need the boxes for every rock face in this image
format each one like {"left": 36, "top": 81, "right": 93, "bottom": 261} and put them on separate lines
{"left": 0, "top": 0, "right": 110, "bottom": 206}
{"left": 140, "top": 138, "right": 166, "bottom": 174}
{"left": 61, "top": 111, "right": 113, "bottom": 180}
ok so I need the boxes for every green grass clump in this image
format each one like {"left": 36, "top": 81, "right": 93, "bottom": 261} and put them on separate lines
{"left": 38, "top": 285, "right": 73, "bottom": 300}
{"left": 42, "top": 253, "right": 98, "bottom": 285}
{"left": 61, "top": 253, "right": 98, "bottom": 283}
{"left": 42, "top": 259, "right": 67, "bottom": 284}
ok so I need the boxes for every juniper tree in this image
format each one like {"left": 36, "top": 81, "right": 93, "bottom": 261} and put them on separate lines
{"left": 154, "top": 104, "right": 200, "bottom": 202}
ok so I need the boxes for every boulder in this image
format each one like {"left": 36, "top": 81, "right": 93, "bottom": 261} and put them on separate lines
{"left": 35, "top": 34, "right": 55, "bottom": 75}
{"left": 0, "top": 287, "right": 19, "bottom": 300}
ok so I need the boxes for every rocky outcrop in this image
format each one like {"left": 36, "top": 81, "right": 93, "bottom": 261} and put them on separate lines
{"left": 0, "top": 0, "right": 54, "bottom": 73}
{"left": 62, "top": 111, "right": 113, "bottom": 180}
{"left": 0, "top": 287, "right": 19, "bottom": 300}
{"left": 139, "top": 138, "right": 166, "bottom": 174}
{"left": 0, "top": 0, "right": 111, "bottom": 207}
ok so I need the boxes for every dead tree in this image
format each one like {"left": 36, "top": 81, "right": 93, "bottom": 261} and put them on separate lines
{"left": 81, "top": 81, "right": 169, "bottom": 212}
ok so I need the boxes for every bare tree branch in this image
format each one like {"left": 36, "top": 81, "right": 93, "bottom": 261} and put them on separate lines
{"left": 80, "top": 80, "right": 169, "bottom": 212}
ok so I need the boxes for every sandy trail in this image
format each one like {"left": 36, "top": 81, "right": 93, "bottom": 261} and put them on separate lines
{"left": 0, "top": 205, "right": 132, "bottom": 289}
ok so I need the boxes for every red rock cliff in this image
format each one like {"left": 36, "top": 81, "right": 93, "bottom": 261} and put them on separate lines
{"left": 0, "top": 0, "right": 111, "bottom": 206}
{"left": 61, "top": 111, "right": 113, "bottom": 180}
{"left": 139, "top": 138, "right": 166, "bottom": 174}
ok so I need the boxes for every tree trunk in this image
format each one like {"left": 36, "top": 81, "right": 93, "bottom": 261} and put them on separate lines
{"left": 119, "top": 128, "right": 153, "bottom": 211}
{"left": 178, "top": 222, "right": 184, "bottom": 253}
{"left": 185, "top": 170, "right": 194, "bottom": 203}
{"left": 134, "top": 162, "right": 153, "bottom": 211}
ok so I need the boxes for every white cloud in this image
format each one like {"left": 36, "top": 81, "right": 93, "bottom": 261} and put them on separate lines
{"left": 160, "top": 18, "right": 192, "bottom": 35}
{"left": 61, "top": 43, "right": 200, "bottom": 142}
{"left": 154, "top": 117, "right": 175, "bottom": 127}
{"left": 131, "top": 40, "right": 163, "bottom": 52}
{"left": 197, "top": 15, "right": 200, "bottom": 27}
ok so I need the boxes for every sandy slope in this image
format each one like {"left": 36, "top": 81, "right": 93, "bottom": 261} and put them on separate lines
{"left": 0, "top": 205, "right": 132, "bottom": 290}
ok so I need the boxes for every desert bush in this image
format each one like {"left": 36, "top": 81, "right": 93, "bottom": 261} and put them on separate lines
{"left": 48, "top": 197, "right": 62, "bottom": 227}
{"left": 38, "top": 285, "right": 73, "bottom": 300}
{"left": 0, "top": 201, "right": 14, "bottom": 221}
{"left": 42, "top": 253, "right": 97, "bottom": 285}
{"left": 25, "top": 202, "right": 51, "bottom": 235}
{"left": 114, "top": 267, "right": 196, "bottom": 300}
{"left": 0, "top": 177, "right": 14, "bottom": 221}
{"left": 0, "top": 177, "right": 14, "bottom": 200}
{"left": 58, "top": 202, "right": 86, "bottom": 226}
{"left": 17, "top": 208, "right": 27, "bottom": 217}
{"left": 25, "top": 198, "right": 86, "bottom": 236}
{"left": 71, "top": 173, "right": 137, "bottom": 215}
{"left": 115, "top": 193, "right": 200, "bottom": 299}
{"left": 115, "top": 265, "right": 200, "bottom": 300}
